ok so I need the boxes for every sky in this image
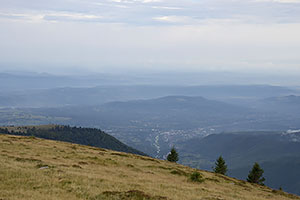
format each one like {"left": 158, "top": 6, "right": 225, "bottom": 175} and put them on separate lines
{"left": 0, "top": 0, "right": 300, "bottom": 75}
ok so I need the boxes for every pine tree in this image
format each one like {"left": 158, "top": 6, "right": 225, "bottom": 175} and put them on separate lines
{"left": 167, "top": 147, "right": 179, "bottom": 163}
{"left": 247, "top": 162, "right": 265, "bottom": 185}
{"left": 213, "top": 156, "right": 228, "bottom": 175}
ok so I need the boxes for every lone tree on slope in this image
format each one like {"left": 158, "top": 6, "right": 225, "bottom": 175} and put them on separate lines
{"left": 247, "top": 162, "right": 265, "bottom": 185}
{"left": 213, "top": 156, "right": 228, "bottom": 175}
{"left": 167, "top": 147, "right": 179, "bottom": 163}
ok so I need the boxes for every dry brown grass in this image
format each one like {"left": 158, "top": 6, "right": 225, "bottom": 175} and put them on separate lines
{"left": 0, "top": 134, "right": 299, "bottom": 200}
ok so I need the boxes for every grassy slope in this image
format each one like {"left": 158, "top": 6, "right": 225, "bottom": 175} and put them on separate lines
{"left": 0, "top": 125, "right": 146, "bottom": 156}
{"left": 0, "top": 134, "right": 299, "bottom": 200}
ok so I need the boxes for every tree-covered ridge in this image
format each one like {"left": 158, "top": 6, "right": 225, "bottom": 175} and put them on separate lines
{"left": 0, "top": 125, "right": 146, "bottom": 156}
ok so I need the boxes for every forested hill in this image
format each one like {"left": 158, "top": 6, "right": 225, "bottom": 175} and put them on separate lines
{"left": 0, "top": 125, "right": 146, "bottom": 156}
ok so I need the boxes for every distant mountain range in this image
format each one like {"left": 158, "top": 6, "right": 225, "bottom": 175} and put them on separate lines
{"left": 2, "top": 95, "right": 300, "bottom": 157}
{"left": 255, "top": 95, "right": 300, "bottom": 115}
{"left": 100, "top": 95, "right": 250, "bottom": 122}
{"left": 0, "top": 80, "right": 297, "bottom": 107}
{"left": 265, "top": 95, "right": 300, "bottom": 105}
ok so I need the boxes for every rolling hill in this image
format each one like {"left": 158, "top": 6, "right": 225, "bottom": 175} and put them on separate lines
{"left": 257, "top": 95, "right": 300, "bottom": 115}
{"left": 0, "top": 134, "right": 299, "bottom": 200}
{"left": 0, "top": 125, "right": 145, "bottom": 156}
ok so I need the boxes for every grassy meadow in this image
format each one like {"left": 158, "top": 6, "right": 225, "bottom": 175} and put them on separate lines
{"left": 0, "top": 133, "right": 299, "bottom": 200}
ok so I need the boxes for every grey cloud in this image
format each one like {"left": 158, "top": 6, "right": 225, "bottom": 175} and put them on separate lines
{"left": 0, "top": 0, "right": 299, "bottom": 25}
{"left": 1, "top": 0, "right": 300, "bottom": 75}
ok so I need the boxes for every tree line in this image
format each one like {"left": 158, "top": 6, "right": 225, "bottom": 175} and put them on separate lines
{"left": 166, "top": 147, "right": 265, "bottom": 185}
{"left": 0, "top": 126, "right": 145, "bottom": 156}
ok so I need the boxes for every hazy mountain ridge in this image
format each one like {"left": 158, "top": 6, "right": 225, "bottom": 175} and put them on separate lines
{"left": 101, "top": 95, "right": 250, "bottom": 117}
{"left": 257, "top": 95, "right": 300, "bottom": 112}
{"left": 2, "top": 94, "right": 300, "bottom": 158}
{"left": 0, "top": 80, "right": 297, "bottom": 107}
{"left": 9, "top": 96, "right": 260, "bottom": 157}
{"left": 266, "top": 95, "right": 300, "bottom": 104}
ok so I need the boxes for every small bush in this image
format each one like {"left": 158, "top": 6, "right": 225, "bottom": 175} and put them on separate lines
{"left": 189, "top": 171, "right": 204, "bottom": 183}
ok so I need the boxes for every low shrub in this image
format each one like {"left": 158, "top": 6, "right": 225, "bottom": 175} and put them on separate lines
{"left": 189, "top": 171, "right": 204, "bottom": 183}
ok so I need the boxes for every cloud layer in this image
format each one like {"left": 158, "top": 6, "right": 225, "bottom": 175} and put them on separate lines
{"left": 1, "top": 0, "right": 300, "bottom": 25}
{"left": 0, "top": 0, "right": 300, "bottom": 74}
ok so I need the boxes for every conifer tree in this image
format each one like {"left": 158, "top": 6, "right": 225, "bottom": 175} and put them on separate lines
{"left": 247, "top": 162, "right": 265, "bottom": 185}
{"left": 213, "top": 156, "right": 228, "bottom": 175}
{"left": 167, "top": 147, "right": 179, "bottom": 163}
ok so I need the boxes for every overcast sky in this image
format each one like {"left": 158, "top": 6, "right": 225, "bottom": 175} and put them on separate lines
{"left": 0, "top": 0, "right": 300, "bottom": 75}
